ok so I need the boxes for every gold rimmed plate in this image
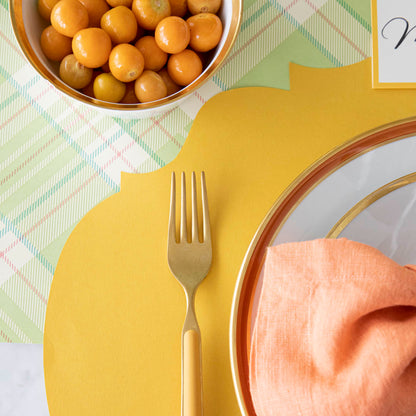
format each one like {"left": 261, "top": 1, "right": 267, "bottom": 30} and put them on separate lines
{"left": 230, "top": 118, "right": 416, "bottom": 416}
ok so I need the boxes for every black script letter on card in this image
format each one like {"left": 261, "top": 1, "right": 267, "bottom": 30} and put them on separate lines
{"left": 382, "top": 17, "right": 416, "bottom": 49}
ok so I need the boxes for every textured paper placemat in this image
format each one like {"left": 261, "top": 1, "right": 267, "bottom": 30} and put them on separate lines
{"left": 44, "top": 60, "right": 416, "bottom": 415}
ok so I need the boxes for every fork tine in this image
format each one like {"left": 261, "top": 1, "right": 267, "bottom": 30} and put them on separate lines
{"left": 180, "top": 172, "right": 188, "bottom": 243}
{"left": 191, "top": 172, "right": 199, "bottom": 243}
{"left": 169, "top": 172, "right": 177, "bottom": 243}
{"left": 201, "top": 171, "right": 211, "bottom": 243}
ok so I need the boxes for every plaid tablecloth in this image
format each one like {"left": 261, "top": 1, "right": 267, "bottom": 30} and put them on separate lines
{"left": 0, "top": 0, "right": 371, "bottom": 343}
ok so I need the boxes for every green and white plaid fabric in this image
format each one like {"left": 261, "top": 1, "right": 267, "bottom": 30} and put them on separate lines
{"left": 0, "top": 0, "right": 371, "bottom": 343}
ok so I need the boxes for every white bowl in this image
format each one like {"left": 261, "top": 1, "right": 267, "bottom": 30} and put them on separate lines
{"left": 10, "top": 0, "right": 242, "bottom": 118}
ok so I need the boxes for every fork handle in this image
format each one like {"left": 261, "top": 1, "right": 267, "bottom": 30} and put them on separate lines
{"left": 183, "top": 329, "right": 202, "bottom": 416}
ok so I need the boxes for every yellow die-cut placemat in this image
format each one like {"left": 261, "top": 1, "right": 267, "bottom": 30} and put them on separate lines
{"left": 44, "top": 59, "right": 416, "bottom": 416}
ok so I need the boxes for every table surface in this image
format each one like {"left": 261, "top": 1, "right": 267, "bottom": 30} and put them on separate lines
{"left": 0, "top": 0, "right": 370, "bottom": 342}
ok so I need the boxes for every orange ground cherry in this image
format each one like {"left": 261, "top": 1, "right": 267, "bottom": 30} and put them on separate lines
{"left": 93, "top": 72, "right": 126, "bottom": 102}
{"left": 134, "top": 70, "right": 167, "bottom": 102}
{"left": 155, "top": 16, "right": 190, "bottom": 54}
{"left": 134, "top": 25, "right": 145, "bottom": 41}
{"left": 169, "top": 0, "right": 187, "bottom": 17}
{"left": 132, "top": 0, "right": 171, "bottom": 30}
{"left": 105, "top": 0, "right": 132, "bottom": 6}
{"left": 50, "top": 0, "right": 89, "bottom": 37}
{"left": 101, "top": 61, "right": 111, "bottom": 72}
{"left": 108, "top": 43, "right": 145, "bottom": 82}
{"left": 187, "top": 0, "right": 221, "bottom": 14}
{"left": 81, "top": 70, "right": 101, "bottom": 97}
{"left": 59, "top": 54, "right": 93, "bottom": 89}
{"left": 158, "top": 67, "right": 180, "bottom": 95}
{"left": 100, "top": 6, "right": 138, "bottom": 44}
{"left": 38, "top": 0, "right": 60, "bottom": 20}
{"left": 167, "top": 49, "right": 202, "bottom": 86}
{"left": 77, "top": 0, "right": 110, "bottom": 27}
{"left": 135, "top": 36, "right": 167, "bottom": 71}
{"left": 40, "top": 25, "right": 72, "bottom": 61}
{"left": 187, "top": 13, "right": 222, "bottom": 52}
{"left": 72, "top": 27, "right": 112, "bottom": 68}
{"left": 120, "top": 82, "right": 139, "bottom": 103}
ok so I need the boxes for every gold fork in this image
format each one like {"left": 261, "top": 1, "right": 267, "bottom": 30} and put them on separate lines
{"left": 167, "top": 171, "right": 212, "bottom": 416}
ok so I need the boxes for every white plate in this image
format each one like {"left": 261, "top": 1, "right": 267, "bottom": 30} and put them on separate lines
{"left": 230, "top": 119, "right": 416, "bottom": 416}
{"left": 328, "top": 172, "right": 416, "bottom": 265}
{"left": 274, "top": 139, "right": 416, "bottom": 246}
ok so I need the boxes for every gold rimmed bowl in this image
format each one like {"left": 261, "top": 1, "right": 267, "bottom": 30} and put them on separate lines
{"left": 9, "top": 0, "right": 242, "bottom": 118}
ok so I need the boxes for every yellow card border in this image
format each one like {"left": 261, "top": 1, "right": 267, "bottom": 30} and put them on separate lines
{"left": 371, "top": 0, "right": 416, "bottom": 89}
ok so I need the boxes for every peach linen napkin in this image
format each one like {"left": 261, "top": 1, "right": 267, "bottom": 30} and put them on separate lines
{"left": 250, "top": 238, "right": 416, "bottom": 416}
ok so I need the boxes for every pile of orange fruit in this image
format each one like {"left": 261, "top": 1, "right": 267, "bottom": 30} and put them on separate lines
{"left": 38, "top": 0, "right": 223, "bottom": 104}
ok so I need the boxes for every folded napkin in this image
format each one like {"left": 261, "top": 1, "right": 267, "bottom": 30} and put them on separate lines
{"left": 250, "top": 238, "right": 416, "bottom": 416}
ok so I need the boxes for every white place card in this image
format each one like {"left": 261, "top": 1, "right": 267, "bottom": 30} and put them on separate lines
{"left": 372, "top": 0, "right": 416, "bottom": 88}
